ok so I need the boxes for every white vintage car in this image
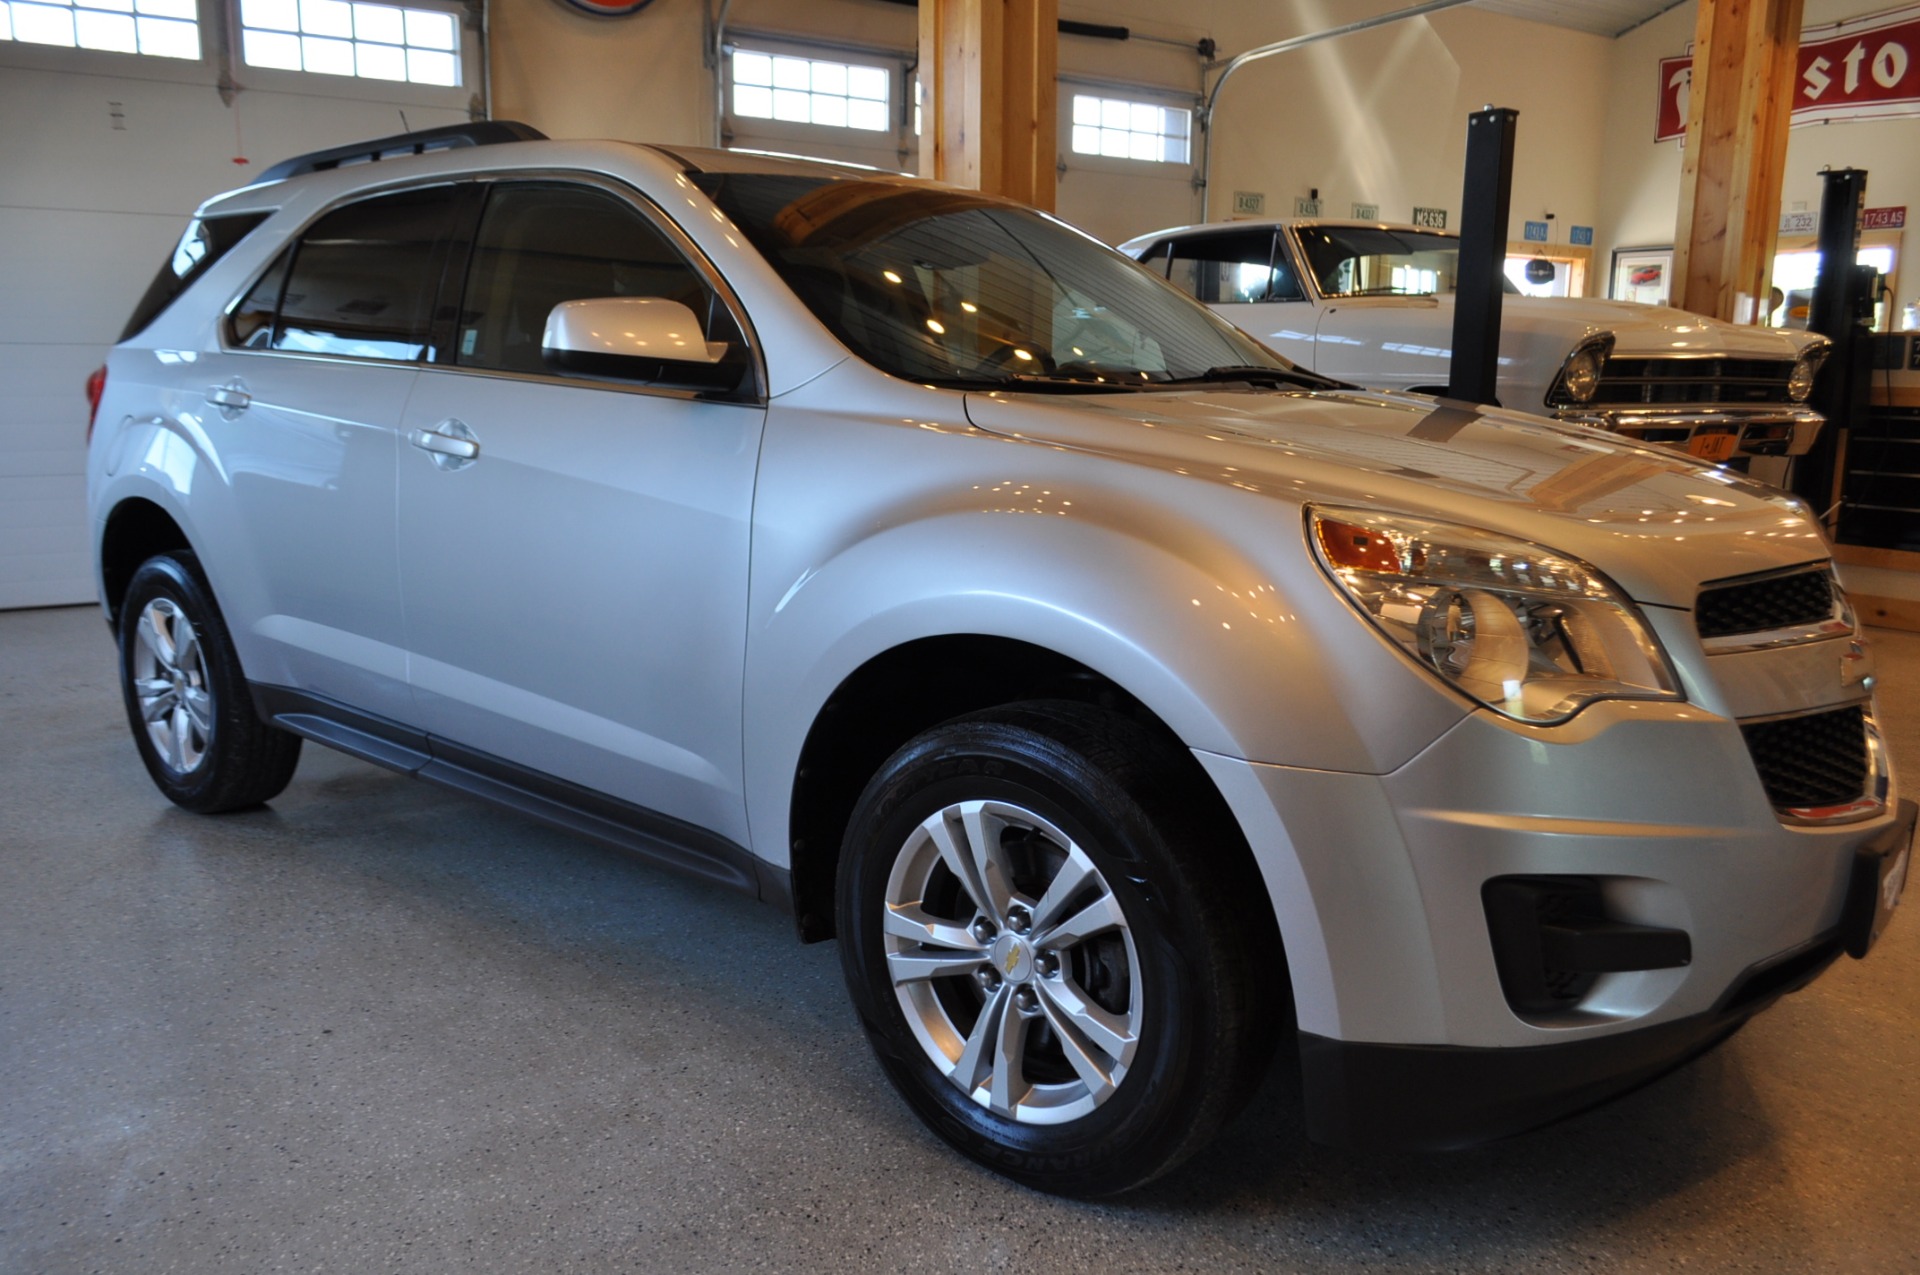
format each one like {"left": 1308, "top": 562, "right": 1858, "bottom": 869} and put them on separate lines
{"left": 1119, "top": 219, "right": 1830, "bottom": 464}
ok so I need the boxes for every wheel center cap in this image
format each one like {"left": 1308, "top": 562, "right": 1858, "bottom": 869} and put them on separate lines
{"left": 989, "top": 933, "right": 1034, "bottom": 983}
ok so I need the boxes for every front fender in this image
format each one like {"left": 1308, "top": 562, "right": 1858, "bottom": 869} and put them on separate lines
{"left": 740, "top": 372, "right": 1469, "bottom": 869}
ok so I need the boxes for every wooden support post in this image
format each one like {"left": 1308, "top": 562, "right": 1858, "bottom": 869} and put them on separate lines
{"left": 918, "top": 0, "right": 1058, "bottom": 210}
{"left": 1671, "top": 0, "right": 1804, "bottom": 323}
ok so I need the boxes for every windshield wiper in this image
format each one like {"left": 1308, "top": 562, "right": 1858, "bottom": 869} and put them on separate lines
{"left": 1159, "top": 365, "right": 1346, "bottom": 392}
{"left": 921, "top": 373, "right": 1143, "bottom": 394}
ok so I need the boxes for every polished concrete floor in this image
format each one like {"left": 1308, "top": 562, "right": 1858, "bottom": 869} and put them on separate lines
{"left": 3, "top": 603, "right": 1917, "bottom": 1274}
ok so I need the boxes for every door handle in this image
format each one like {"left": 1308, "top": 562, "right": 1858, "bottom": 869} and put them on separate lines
{"left": 408, "top": 429, "right": 479, "bottom": 460}
{"left": 408, "top": 418, "right": 481, "bottom": 470}
{"left": 206, "top": 379, "right": 251, "bottom": 418}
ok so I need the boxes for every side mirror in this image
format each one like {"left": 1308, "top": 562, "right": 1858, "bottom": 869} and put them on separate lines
{"left": 541, "top": 297, "right": 741, "bottom": 389}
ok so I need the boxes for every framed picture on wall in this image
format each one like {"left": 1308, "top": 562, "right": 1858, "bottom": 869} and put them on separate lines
{"left": 1611, "top": 247, "right": 1673, "bottom": 306}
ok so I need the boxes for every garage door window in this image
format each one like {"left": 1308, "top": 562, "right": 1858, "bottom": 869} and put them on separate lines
{"left": 1069, "top": 94, "right": 1190, "bottom": 164}
{"left": 731, "top": 48, "right": 890, "bottom": 132}
{"left": 0, "top": 0, "right": 197, "bottom": 58}
{"left": 238, "top": 0, "right": 460, "bottom": 85}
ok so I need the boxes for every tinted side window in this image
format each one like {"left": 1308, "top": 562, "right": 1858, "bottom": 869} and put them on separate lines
{"left": 229, "top": 247, "right": 291, "bottom": 349}
{"left": 1167, "top": 230, "right": 1302, "bottom": 304}
{"left": 121, "top": 212, "right": 271, "bottom": 342}
{"left": 454, "top": 182, "right": 739, "bottom": 377}
{"left": 272, "top": 185, "right": 458, "bottom": 361}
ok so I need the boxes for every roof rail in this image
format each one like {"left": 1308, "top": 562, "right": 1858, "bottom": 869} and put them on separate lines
{"left": 251, "top": 120, "right": 548, "bottom": 186}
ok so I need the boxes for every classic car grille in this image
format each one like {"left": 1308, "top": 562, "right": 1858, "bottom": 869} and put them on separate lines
{"left": 1739, "top": 705, "right": 1869, "bottom": 810}
{"left": 1587, "top": 356, "right": 1797, "bottom": 407}
{"left": 1695, "top": 566, "right": 1835, "bottom": 638}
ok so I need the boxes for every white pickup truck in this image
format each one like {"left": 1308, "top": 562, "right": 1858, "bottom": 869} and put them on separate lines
{"left": 1120, "top": 219, "right": 1830, "bottom": 464}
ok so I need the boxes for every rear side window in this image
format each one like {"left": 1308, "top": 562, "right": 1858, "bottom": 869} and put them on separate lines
{"left": 453, "top": 182, "right": 740, "bottom": 377}
{"left": 263, "top": 185, "right": 460, "bottom": 362}
{"left": 120, "top": 213, "right": 271, "bottom": 342}
{"left": 1164, "top": 229, "right": 1302, "bottom": 304}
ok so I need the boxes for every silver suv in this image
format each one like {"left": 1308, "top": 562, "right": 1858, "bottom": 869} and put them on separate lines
{"left": 87, "top": 123, "right": 1912, "bottom": 1197}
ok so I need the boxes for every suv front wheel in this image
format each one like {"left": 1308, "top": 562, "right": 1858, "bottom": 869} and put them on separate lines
{"left": 118, "top": 551, "right": 302, "bottom": 812}
{"left": 836, "top": 701, "right": 1277, "bottom": 1196}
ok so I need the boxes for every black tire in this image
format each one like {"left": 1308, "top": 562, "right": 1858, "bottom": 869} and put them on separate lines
{"left": 117, "top": 551, "right": 302, "bottom": 813}
{"left": 836, "top": 700, "right": 1280, "bottom": 1196}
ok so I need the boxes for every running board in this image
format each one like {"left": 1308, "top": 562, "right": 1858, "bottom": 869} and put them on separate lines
{"left": 251, "top": 683, "right": 790, "bottom": 910}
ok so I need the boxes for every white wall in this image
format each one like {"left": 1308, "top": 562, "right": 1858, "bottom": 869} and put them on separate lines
{"left": 1203, "top": 6, "right": 1612, "bottom": 244}
{"left": 0, "top": 27, "right": 470, "bottom": 609}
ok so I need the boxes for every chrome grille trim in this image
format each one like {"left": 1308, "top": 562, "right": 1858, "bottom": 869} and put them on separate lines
{"left": 1736, "top": 702, "right": 1890, "bottom": 826}
{"left": 1696, "top": 562, "right": 1853, "bottom": 654}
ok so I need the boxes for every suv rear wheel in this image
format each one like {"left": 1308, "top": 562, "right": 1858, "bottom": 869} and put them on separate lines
{"left": 118, "top": 551, "right": 301, "bottom": 812}
{"left": 836, "top": 701, "right": 1277, "bottom": 1196}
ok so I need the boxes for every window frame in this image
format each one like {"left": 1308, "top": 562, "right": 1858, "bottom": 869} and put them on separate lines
{"left": 1158, "top": 228, "right": 1310, "bottom": 306}
{"left": 222, "top": 170, "right": 767, "bottom": 404}
{"left": 222, "top": 180, "right": 465, "bottom": 365}
{"left": 0, "top": 0, "right": 207, "bottom": 72}
{"left": 442, "top": 178, "right": 758, "bottom": 398}
{"left": 0, "top": 0, "right": 470, "bottom": 109}
{"left": 1064, "top": 85, "right": 1195, "bottom": 169}
{"left": 720, "top": 33, "right": 913, "bottom": 166}
{"left": 0, "top": 0, "right": 202, "bottom": 62}
{"left": 232, "top": 0, "right": 464, "bottom": 90}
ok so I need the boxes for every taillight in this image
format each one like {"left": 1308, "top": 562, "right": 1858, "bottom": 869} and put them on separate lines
{"left": 85, "top": 365, "right": 107, "bottom": 443}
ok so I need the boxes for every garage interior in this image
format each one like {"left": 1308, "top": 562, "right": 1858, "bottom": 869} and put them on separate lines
{"left": 4, "top": 0, "right": 1919, "bottom": 1268}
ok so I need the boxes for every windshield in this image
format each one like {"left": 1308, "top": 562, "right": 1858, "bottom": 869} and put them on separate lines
{"left": 692, "top": 172, "right": 1296, "bottom": 390}
{"left": 1293, "top": 225, "right": 1519, "bottom": 299}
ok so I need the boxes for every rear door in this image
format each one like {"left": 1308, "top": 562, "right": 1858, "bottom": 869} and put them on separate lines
{"left": 395, "top": 179, "right": 764, "bottom": 843}
{"left": 194, "top": 184, "right": 460, "bottom": 722}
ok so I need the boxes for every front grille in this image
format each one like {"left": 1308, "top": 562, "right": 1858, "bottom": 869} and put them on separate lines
{"left": 1587, "top": 356, "right": 1797, "bottom": 407}
{"left": 1740, "top": 705, "right": 1869, "bottom": 810}
{"left": 1696, "top": 566, "right": 1835, "bottom": 638}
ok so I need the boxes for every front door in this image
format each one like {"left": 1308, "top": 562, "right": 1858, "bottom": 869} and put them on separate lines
{"left": 396, "top": 180, "right": 764, "bottom": 844}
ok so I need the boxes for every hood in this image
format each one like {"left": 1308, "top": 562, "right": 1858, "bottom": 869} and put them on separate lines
{"left": 962, "top": 386, "right": 1827, "bottom": 608}
{"left": 1472, "top": 296, "right": 1823, "bottom": 360}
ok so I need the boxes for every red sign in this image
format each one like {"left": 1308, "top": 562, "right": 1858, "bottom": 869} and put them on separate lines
{"left": 1864, "top": 205, "right": 1908, "bottom": 229}
{"left": 1656, "top": 54, "right": 1692, "bottom": 142}
{"left": 1656, "top": 3, "right": 1920, "bottom": 141}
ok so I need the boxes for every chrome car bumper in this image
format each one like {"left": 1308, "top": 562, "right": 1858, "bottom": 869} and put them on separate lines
{"left": 1552, "top": 405, "right": 1825, "bottom": 459}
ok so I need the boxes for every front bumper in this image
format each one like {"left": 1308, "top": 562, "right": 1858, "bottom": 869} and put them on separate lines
{"left": 1195, "top": 700, "right": 1911, "bottom": 1150}
{"left": 1299, "top": 800, "right": 1910, "bottom": 1150}
{"left": 1552, "top": 405, "right": 1823, "bottom": 458}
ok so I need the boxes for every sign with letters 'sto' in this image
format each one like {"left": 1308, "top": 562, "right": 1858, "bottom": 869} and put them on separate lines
{"left": 1658, "top": 3, "right": 1920, "bottom": 141}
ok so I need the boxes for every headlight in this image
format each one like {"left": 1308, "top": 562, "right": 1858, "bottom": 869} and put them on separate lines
{"left": 1550, "top": 335, "right": 1612, "bottom": 405}
{"left": 1787, "top": 346, "right": 1828, "bottom": 402}
{"left": 1309, "top": 507, "right": 1682, "bottom": 724}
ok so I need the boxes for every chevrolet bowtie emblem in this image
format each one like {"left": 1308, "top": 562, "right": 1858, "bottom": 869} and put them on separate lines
{"left": 1004, "top": 948, "right": 1022, "bottom": 975}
